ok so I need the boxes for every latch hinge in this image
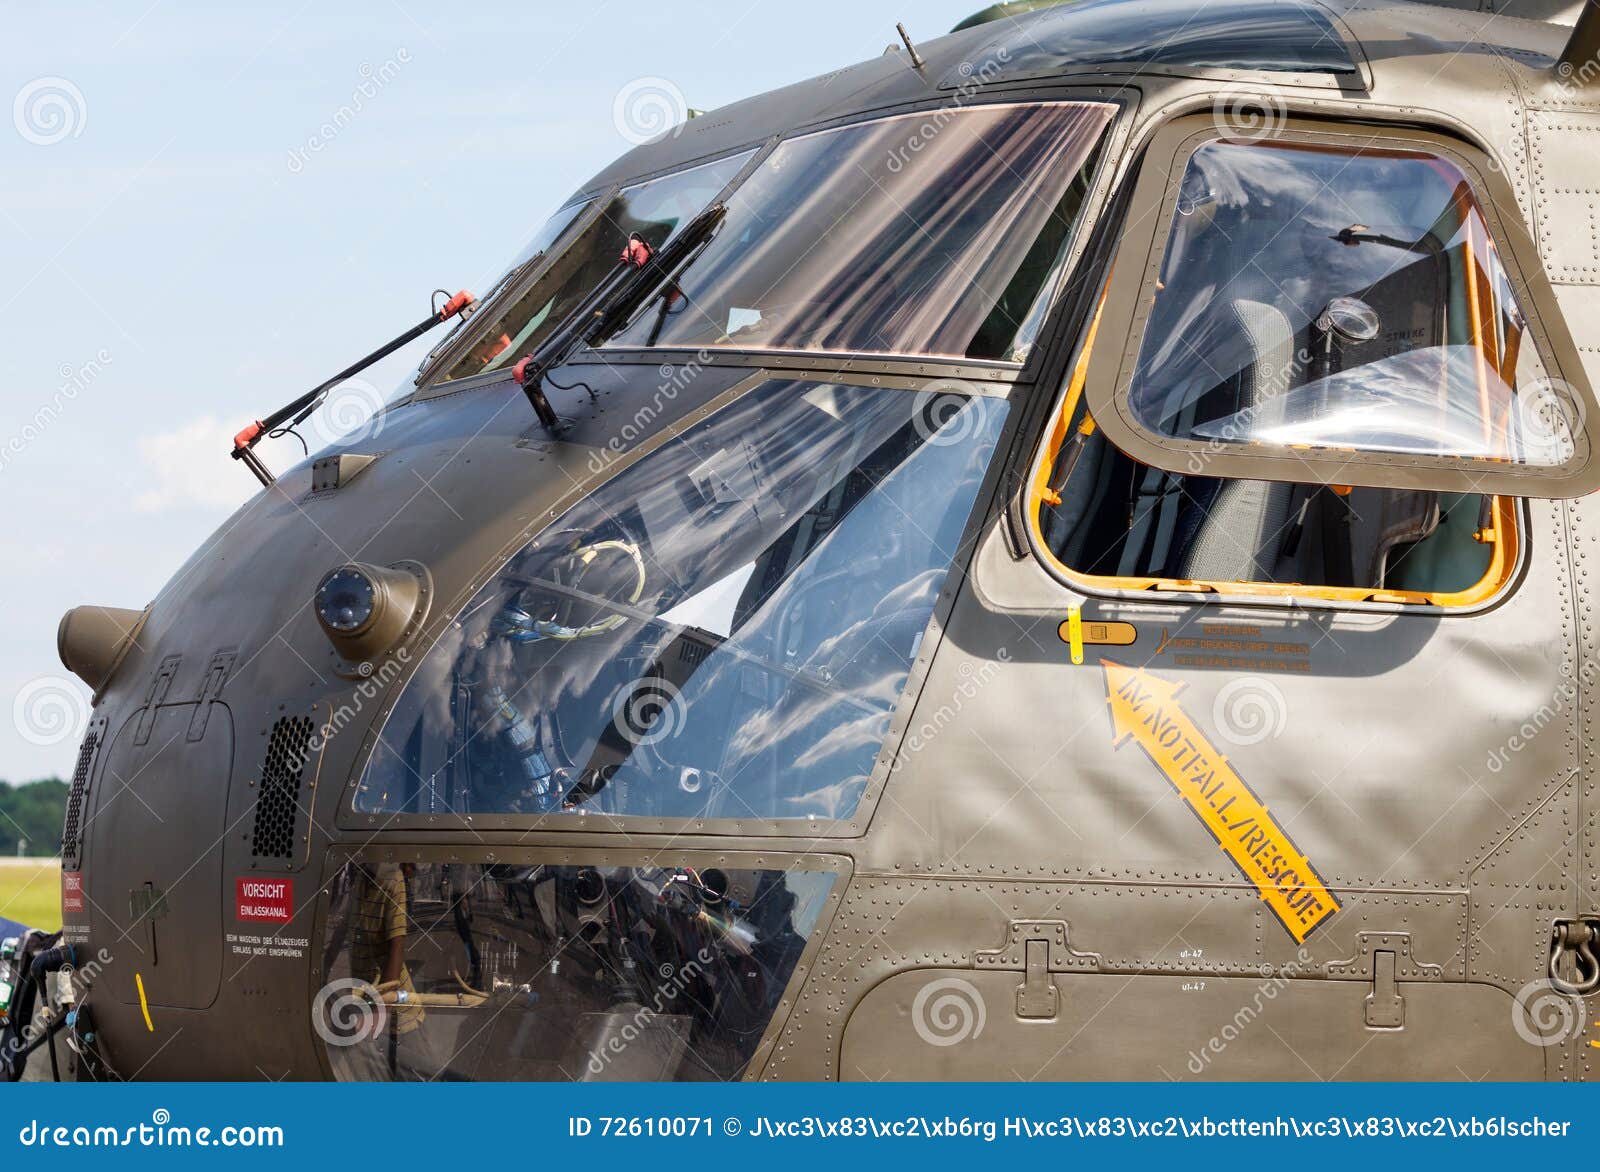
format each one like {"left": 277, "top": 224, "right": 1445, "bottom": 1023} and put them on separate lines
{"left": 130, "top": 882, "right": 170, "bottom": 966}
{"left": 1016, "top": 938, "right": 1059, "bottom": 1020}
{"left": 133, "top": 655, "right": 182, "bottom": 746}
{"left": 1366, "top": 949, "right": 1404, "bottom": 1029}
{"left": 186, "top": 649, "right": 236, "bottom": 742}
{"left": 1328, "top": 931, "right": 1442, "bottom": 1031}
{"left": 975, "top": 919, "right": 1102, "bottom": 1022}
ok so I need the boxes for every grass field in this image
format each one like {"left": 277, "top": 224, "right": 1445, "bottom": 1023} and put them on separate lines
{"left": 0, "top": 858, "right": 60, "bottom": 930}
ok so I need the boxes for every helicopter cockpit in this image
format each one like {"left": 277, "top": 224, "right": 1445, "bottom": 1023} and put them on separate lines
{"left": 50, "top": 0, "right": 1600, "bottom": 1086}
{"left": 356, "top": 99, "right": 1121, "bottom": 824}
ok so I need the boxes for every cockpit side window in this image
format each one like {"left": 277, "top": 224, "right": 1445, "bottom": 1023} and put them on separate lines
{"left": 1030, "top": 297, "right": 1519, "bottom": 606}
{"left": 1082, "top": 120, "right": 1600, "bottom": 499}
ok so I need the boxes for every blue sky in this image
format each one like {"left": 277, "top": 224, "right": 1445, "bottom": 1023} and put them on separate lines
{"left": 0, "top": 0, "right": 979, "bottom": 783}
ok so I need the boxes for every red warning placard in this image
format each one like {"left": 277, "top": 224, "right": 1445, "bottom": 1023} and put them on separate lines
{"left": 61, "top": 871, "right": 84, "bottom": 915}
{"left": 235, "top": 877, "right": 293, "bottom": 922}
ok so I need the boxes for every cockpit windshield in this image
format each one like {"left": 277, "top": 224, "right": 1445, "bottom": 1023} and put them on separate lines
{"left": 354, "top": 377, "right": 1008, "bottom": 824}
{"left": 609, "top": 102, "right": 1113, "bottom": 362}
{"left": 434, "top": 151, "right": 752, "bottom": 383}
{"left": 430, "top": 101, "right": 1114, "bottom": 385}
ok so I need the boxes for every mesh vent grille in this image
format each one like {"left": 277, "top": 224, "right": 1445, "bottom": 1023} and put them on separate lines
{"left": 250, "top": 716, "right": 315, "bottom": 861}
{"left": 60, "top": 727, "right": 101, "bottom": 870}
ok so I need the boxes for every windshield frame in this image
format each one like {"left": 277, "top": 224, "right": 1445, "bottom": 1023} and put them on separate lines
{"left": 411, "top": 90, "right": 1132, "bottom": 398}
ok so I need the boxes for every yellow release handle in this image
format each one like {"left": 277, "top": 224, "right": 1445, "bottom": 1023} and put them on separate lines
{"left": 1067, "top": 606, "right": 1084, "bottom": 666}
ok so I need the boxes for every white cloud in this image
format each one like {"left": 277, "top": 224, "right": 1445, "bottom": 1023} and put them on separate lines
{"left": 132, "top": 415, "right": 258, "bottom": 514}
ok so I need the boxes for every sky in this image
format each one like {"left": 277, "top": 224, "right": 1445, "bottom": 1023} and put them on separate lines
{"left": 0, "top": 0, "right": 980, "bottom": 784}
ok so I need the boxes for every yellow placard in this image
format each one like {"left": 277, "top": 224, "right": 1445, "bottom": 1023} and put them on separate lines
{"left": 1102, "top": 660, "right": 1339, "bottom": 942}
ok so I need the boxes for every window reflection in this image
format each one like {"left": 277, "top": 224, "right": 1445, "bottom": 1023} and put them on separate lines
{"left": 608, "top": 103, "right": 1113, "bottom": 362}
{"left": 438, "top": 152, "right": 752, "bottom": 383}
{"left": 946, "top": 0, "right": 1358, "bottom": 83}
{"left": 355, "top": 379, "right": 1007, "bottom": 822}
{"left": 1129, "top": 140, "right": 1569, "bottom": 466}
{"left": 321, "top": 861, "right": 834, "bottom": 1081}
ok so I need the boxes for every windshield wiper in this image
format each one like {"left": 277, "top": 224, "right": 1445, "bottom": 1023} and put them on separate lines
{"left": 230, "top": 289, "right": 477, "bottom": 487}
{"left": 511, "top": 202, "right": 727, "bottom": 430}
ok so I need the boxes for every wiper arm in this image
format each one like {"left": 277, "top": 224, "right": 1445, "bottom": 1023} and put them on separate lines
{"left": 511, "top": 202, "right": 726, "bottom": 430}
{"left": 230, "top": 289, "right": 477, "bottom": 487}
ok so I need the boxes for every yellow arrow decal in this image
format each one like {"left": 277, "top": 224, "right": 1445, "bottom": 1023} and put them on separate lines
{"left": 1103, "top": 659, "right": 1339, "bottom": 943}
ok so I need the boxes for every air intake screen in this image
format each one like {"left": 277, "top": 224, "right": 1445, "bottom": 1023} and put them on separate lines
{"left": 250, "top": 716, "right": 315, "bottom": 862}
{"left": 61, "top": 726, "right": 101, "bottom": 870}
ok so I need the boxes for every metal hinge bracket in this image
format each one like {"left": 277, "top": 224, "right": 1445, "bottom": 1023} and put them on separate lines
{"left": 186, "top": 649, "right": 236, "bottom": 742}
{"left": 1328, "top": 931, "right": 1441, "bottom": 1031}
{"left": 975, "top": 919, "right": 1102, "bottom": 1021}
{"left": 133, "top": 655, "right": 182, "bottom": 746}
